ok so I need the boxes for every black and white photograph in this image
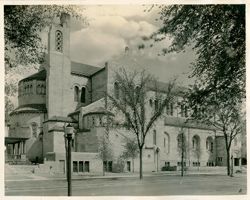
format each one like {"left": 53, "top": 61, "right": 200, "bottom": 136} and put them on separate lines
{"left": 3, "top": 2, "right": 247, "bottom": 197}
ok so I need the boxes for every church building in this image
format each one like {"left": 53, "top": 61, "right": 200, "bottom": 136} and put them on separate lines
{"left": 5, "top": 13, "right": 242, "bottom": 174}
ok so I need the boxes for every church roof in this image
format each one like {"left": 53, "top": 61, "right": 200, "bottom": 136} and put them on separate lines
{"left": 20, "top": 70, "right": 46, "bottom": 82}
{"left": 147, "top": 81, "right": 188, "bottom": 96}
{"left": 71, "top": 61, "right": 103, "bottom": 77}
{"left": 10, "top": 104, "right": 47, "bottom": 116}
{"left": 19, "top": 61, "right": 103, "bottom": 83}
{"left": 44, "top": 116, "right": 78, "bottom": 123}
{"left": 164, "top": 116, "right": 215, "bottom": 131}
{"left": 82, "top": 107, "right": 114, "bottom": 117}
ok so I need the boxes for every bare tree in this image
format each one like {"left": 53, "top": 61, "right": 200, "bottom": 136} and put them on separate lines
{"left": 107, "top": 68, "right": 175, "bottom": 179}
{"left": 188, "top": 92, "right": 244, "bottom": 176}
{"left": 121, "top": 138, "right": 139, "bottom": 173}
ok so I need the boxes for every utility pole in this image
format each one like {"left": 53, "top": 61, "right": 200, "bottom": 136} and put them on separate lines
{"left": 67, "top": 134, "right": 72, "bottom": 196}
{"left": 65, "top": 124, "right": 74, "bottom": 196}
{"left": 181, "top": 129, "right": 184, "bottom": 177}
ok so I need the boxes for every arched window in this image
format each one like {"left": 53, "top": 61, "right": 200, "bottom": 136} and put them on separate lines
{"left": 170, "top": 103, "right": 174, "bottom": 116}
{"left": 40, "top": 85, "right": 44, "bottom": 95}
{"left": 92, "top": 116, "right": 95, "bottom": 126}
{"left": 164, "top": 132, "right": 170, "bottom": 153}
{"left": 206, "top": 136, "right": 213, "bottom": 152}
{"left": 114, "top": 82, "right": 119, "bottom": 99}
{"left": 81, "top": 87, "right": 86, "bottom": 103}
{"left": 154, "top": 100, "right": 159, "bottom": 111}
{"left": 55, "top": 30, "right": 63, "bottom": 52}
{"left": 192, "top": 135, "right": 200, "bottom": 150}
{"left": 37, "top": 85, "right": 41, "bottom": 94}
{"left": 31, "top": 122, "right": 38, "bottom": 138}
{"left": 153, "top": 130, "right": 157, "bottom": 145}
{"left": 74, "top": 86, "right": 79, "bottom": 102}
{"left": 149, "top": 99, "right": 153, "bottom": 107}
{"left": 30, "top": 84, "right": 33, "bottom": 94}
{"left": 99, "top": 116, "right": 103, "bottom": 126}
{"left": 180, "top": 104, "right": 184, "bottom": 117}
{"left": 24, "top": 85, "right": 27, "bottom": 94}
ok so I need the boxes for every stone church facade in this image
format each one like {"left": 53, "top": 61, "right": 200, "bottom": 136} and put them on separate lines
{"left": 5, "top": 14, "right": 242, "bottom": 174}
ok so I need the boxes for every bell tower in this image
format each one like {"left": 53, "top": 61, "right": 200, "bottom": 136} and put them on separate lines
{"left": 46, "top": 13, "right": 72, "bottom": 118}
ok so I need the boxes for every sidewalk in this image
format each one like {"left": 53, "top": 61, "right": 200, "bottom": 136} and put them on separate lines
{"left": 6, "top": 169, "right": 245, "bottom": 182}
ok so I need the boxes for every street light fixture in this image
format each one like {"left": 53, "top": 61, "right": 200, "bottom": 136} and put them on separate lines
{"left": 64, "top": 123, "right": 74, "bottom": 196}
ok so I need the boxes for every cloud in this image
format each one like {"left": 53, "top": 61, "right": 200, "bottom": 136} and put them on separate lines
{"left": 69, "top": 5, "right": 195, "bottom": 86}
{"left": 70, "top": 13, "right": 157, "bottom": 65}
{"left": 70, "top": 29, "right": 126, "bottom": 65}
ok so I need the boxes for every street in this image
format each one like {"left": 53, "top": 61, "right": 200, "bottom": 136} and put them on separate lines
{"left": 5, "top": 174, "right": 247, "bottom": 196}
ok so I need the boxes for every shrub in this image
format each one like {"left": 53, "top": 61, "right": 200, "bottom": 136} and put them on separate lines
{"left": 161, "top": 166, "right": 177, "bottom": 171}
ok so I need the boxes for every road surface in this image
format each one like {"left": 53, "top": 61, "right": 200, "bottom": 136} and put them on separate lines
{"left": 5, "top": 174, "right": 247, "bottom": 196}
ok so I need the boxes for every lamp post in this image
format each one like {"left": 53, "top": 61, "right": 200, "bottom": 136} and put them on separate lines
{"left": 65, "top": 124, "right": 74, "bottom": 196}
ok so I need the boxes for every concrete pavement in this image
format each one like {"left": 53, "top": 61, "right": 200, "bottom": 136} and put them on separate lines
{"left": 5, "top": 173, "right": 247, "bottom": 196}
{"left": 5, "top": 168, "right": 245, "bottom": 182}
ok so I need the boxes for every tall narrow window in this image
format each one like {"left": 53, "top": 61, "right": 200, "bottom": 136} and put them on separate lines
{"left": 74, "top": 86, "right": 79, "bottom": 102}
{"left": 184, "top": 106, "right": 188, "bottom": 117}
{"left": 153, "top": 130, "right": 157, "bottom": 145}
{"left": 170, "top": 103, "right": 174, "bottom": 116}
{"left": 37, "top": 85, "right": 41, "bottom": 94}
{"left": 166, "top": 103, "right": 169, "bottom": 115}
{"left": 149, "top": 99, "right": 153, "bottom": 107}
{"left": 154, "top": 100, "right": 159, "bottom": 111}
{"left": 192, "top": 135, "right": 200, "bottom": 150}
{"left": 180, "top": 104, "right": 184, "bottom": 117}
{"left": 31, "top": 122, "right": 38, "bottom": 138}
{"left": 114, "top": 82, "right": 119, "bottom": 99}
{"left": 55, "top": 30, "right": 63, "bottom": 52}
{"left": 206, "top": 137, "right": 213, "bottom": 152}
{"left": 30, "top": 85, "right": 33, "bottom": 93}
{"left": 164, "top": 132, "right": 170, "bottom": 153}
{"left": 81, "top": 87, "right": 86, "bottom": 103}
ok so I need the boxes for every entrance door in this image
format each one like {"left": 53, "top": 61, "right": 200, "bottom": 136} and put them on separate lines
{"left": 127, "top": 161, "right": 131, "bottom": 172}
{"left": 59, "top": 160, "right": 65, "bottom": 174}
{"left": 234, "top": 158, "right": 239, "bottom": 166}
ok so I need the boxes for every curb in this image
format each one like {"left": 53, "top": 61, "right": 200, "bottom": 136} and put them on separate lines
{"left": 5, "top": 171, "right": 239, "bottom": 182}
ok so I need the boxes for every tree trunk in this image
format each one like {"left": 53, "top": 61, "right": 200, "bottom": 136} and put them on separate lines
{"left": 132, "top": 158, "right": 134, "bottom": 173}
{"left": 181, "top": 132, "right": 184, "bottom": 177}
{"left": 139, "top": 148, "right": 143, "bottom": 180}
{"left": 226, "top": 149, "right": 230, "bottom": 176}
{"left": 103, "top": 162, "right": 105, "bottom": 176}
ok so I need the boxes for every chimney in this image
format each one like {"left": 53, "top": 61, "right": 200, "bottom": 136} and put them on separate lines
{"left": 105, "top": 62, "right": 108, "bottom": 68}
{"left": 60, "top": 13, "right": 71, "bottom": 27}
{"left": 125, "top": 46, "right": 129, "bottom": 54}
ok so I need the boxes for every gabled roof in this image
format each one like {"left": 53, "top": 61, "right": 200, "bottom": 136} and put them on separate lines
{"left": 71, "top": 61, "right": 103, "bottom": 77}
{"left": 82, "top": 107, "right": 114, "bottom": 117}
{"left": 20, "top": 70, "right": 46, "bottom": 82}
{"left": 147, "top": 80, "right": 188, "bottom": 96}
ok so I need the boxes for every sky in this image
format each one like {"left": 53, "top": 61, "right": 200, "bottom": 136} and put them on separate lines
{"left": 68, "top": 5, "right": 196, "bottom": 86}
